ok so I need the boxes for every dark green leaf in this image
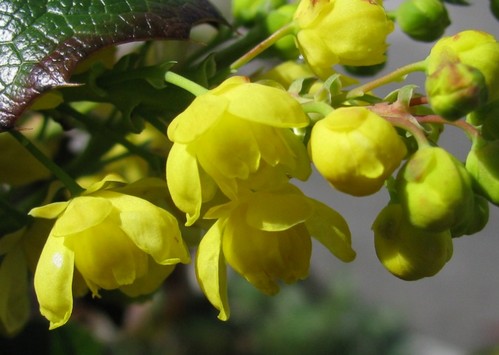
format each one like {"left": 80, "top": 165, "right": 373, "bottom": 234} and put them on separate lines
{"left": 0, "top": 0, "right": 225, "bottom": 130}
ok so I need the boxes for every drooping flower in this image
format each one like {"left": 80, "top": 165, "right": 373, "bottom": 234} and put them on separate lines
{"left": 195, "top": 178, "right": 355, "bottom": 320}
{"left": 293, "top": 0, "right": 393, "bottom": 78}
{"left": 29, "top": 175, "right": 190, "bottom": 329}
{"left": 166, "top": 76, "right": 311, "bottom": 225}
{"left": 309, "top": 107, "right": 407, "bottom": 196}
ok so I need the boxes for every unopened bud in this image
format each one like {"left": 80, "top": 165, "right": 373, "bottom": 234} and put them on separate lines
{"left": 294, "top": 0, "right": 393, "bottom": 78}
{"left": 309, "top": 107, "right": 407, "bottom": 196}
{"left": 232, "top": 0, "right": 286, "bottom": 25}
{"left": 396, "top": 146, "right": 474, "bottom": 232}
{"left": 396, "top": 0, "right": 450, "bottom": 42}
{"left": 466, "top": 138, "right": 499, "bottom": 204}
{"left": 426, "top": 61, "right": 488, "bottom": 121}
{"left": 467, "top": 100, "right": 499, "bottom": 140}
{"left": 372, "top": 203, "right": 453, "bottom": 281}
{"left": 450, "top": 194, "right": 489, "bottom": 238}
{"left": 426, "top": 30, "right": 499, "bottom": 102}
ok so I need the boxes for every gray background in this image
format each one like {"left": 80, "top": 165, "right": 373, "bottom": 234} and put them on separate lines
{"left": 213, "top": 1, "right": 499, "bottom": 353}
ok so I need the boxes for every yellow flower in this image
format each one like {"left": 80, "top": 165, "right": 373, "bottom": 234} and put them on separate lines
{"left": 195, "top": 181, "right": 355, "bottom": 320}
{"left": 294, "top": 0, "right": 393, "bottom": 77}
{"left": 29, "top": 176, "right": 190, "bottom": 329}
{"left": 309, "top": 107, "right": 407, "bottom": 196}
{"left": 166, "top": 76, "right": 311, "bottom": 225}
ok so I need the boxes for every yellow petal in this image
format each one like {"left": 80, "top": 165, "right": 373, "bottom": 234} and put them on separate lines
{"left": 196, "top": 149, "right": 239, "bottom": 200}
{"left": 210, "top": 76, "right": 249, "bottom": 95}
{"left": 83, "top": 174, "right": 126, "bottom": 194}
{"left": 34, "top": 235, "right": 75, "bottom": 329}
{"left": 120, "top": 258, "right": 175, "bottom": 297}
{"left": 223, "top": 211, "right": 311, "bottom": 295}
{"left": 166, "top": 143, "right": 203, "bottom": 225}
{"left": 223, "top": 83, "right": 309, "bottom": 128}
{"left": 50, "top": 197, "right": 113, "bottom": 237}
{"left": 168, "top": 94, "right": 229, "bottom": 144}
{"left": 195, "top": 220, "right": 230, "bottom": 320}
{"left": 306, "top": 199, "right": 356, "bottom": 262}
{"left": 245, "top": 189, "right": 313, "bottom": 231}
{"left": 29, "top": 201, "right": 69, "bottom": 219}
{"left": 196, "top": 117, "right": 261, "bottom": 180}
{"left": 67, "top": 223, "right": 147, "bottom": 292}
{"left": 99, "top": 191, "right": 190, "bottom": 265}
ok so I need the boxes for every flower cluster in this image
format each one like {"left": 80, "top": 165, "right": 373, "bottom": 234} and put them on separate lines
{"left": 166, "top": 77, "right": 355, "bottom": 318}
{"left": 1, "top": 0, "right": 499, "bottom": 336}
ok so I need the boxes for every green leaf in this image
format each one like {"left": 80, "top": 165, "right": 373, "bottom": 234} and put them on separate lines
{"left": 0, "top": 0, "right": 225, "bottom": 130}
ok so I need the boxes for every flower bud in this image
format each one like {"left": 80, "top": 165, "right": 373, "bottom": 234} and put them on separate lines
{"left": 396, "top": 0, "right": 450, "bottom": 42}
{"left": 343, "top": 62, "right": 386, "bottom": 77}
{"left": 232, "top": 0, "right": 286, "bottom": 25}
{"left": 467, "top": 100, "right": 499, "bottom": 140}
{"left": 396, "top": 146, "right": 474, "bottom": 232}
{"left": 309, "top": 107, "right": 407, "bottom": 196}
{"left": 450, "top": 194, "right": 489, "bottom": 238}
{"left": 372, "top": 203, "right": 453, "bottom": 281}
{"left": 426, "top": 30, "right": 499, "bottom": 103}
{"left": 466, "top": 138, "right": 499, "bottom": 204}
{"left": 425, "top": 61, "right": 488, "bottom": 121}
{"left": 294, "top": 0, "right": 393, "bottom": 78}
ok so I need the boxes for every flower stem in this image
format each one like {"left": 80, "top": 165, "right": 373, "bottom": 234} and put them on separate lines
{"left": 416, "top": 114, "right": 480, "bottom": 141}
{"left": 347, "top": 60, "right": 427, "bottom": 98}
{"left": 369, "top": 103, "right": 430, "bottom": 148}
{"left": 165, "top": 71, "right": 208, "bottom": 96}
{"left": 230, "top": 22, "right": 298, "bottom": 71}
{"left": 8, "top": 130, "right": 84, "bottom": 196}
{"left": 302, "top": 101, "right": 334, "bottom": 117}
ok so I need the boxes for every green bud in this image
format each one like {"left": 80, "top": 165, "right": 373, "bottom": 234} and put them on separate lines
{"left": 342, "top": 62, "right": 386, "bottom": 77}
{"left": 426, "top": 61, "right": 488, "bottom": 121}
{"left": 426, "top": 31, "right": 499, "bottom": 103}
{"left": 372, "top": 203, "right": 453, "bottom": 281}
{"left": 397, "top": 146, "right": 474, "bottom": 232}
{"left": 232, "top": 0, "right": 286, "bottom": 25}
{"left": 466, "top": 138, "right": 499, "bottom": 204}
{"left": 491, "top": 0, "right": 499, "bottom": 21}
{"left": 467, "top": 100, "right": 499, "bottom": 140}
{"left": 396, "top": 0, "right": 450, "bottom": 42}
{"left": 451, "top": 194, "right": 489, "bottom": 238}
{"left": 265, "top": 4, "right": 300, "bottom": 60}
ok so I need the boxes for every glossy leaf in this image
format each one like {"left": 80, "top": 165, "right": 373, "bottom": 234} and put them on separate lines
{"left": 0, "top": 0, "right": 224, "bottom": 130}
